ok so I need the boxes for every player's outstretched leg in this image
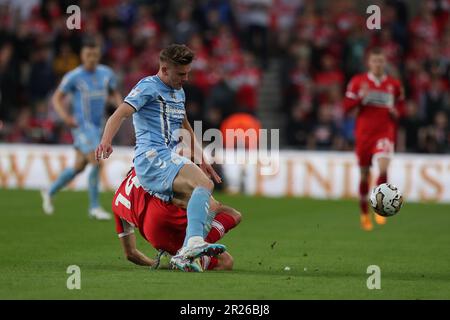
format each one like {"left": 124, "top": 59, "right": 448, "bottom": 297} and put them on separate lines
{"left": 374, "top": 157, "right": 390, "bottom": 225}
{"left": 41, "top": 151, "right": 87, "bottom": 215}
{"left": 85, "top": 153, "right": 111, "bottom": 220}
{"left": 172, "top": 164, "right": 227, "bottom": 261}
{"left": 181, "top": 186, "right": 226, "bottom": 259}
{"left": 87, "top": 164, "right": 111, "bottom": 220}
{"left": 359, "top": 167, "right": 373, "bottom": 231}
{"left": 41, "top": 167, "right": 77, "bottom": 214}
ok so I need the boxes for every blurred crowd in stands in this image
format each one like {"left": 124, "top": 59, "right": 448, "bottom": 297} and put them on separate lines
{"left": 0, "top": 0, "right": 448, "bottom": 153}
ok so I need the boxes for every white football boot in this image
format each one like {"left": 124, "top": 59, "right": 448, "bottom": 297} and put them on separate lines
{"left": 170, "top": 254, "right": 203, "bottom": 272}
{"left": 88, "top": 207, "right": 112, "bottom": 220}
{"left": 180, "top": 236, "right": 227, "bottom": 260}
{"left": 40, "top": 190, "right": 54, "bottom": 215}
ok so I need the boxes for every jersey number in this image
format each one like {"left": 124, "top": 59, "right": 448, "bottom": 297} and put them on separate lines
{"left": 114, "top": 174, "right": 140, "bottom": 210}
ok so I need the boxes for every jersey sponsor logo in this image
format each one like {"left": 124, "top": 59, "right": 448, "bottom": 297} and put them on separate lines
{"left": 157, "top": 96, "right": 185, "bottom": 117}
{"left": 167, "top": 107, "right": 186, "bottom": 117}
{"left": 85, "top": 90, "right": 108, "bottom": 98}
{"left": 362, "top": 90, "right": 394, "bottom": 108}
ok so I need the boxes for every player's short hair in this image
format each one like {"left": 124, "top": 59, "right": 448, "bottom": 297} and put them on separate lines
{"left": 368, "top": 47, "right": 384, "bottom": 56}
{"left": 81, "top": 38, "right": 100, "bottom": 49}
{"left": 160, "top": 44, "right": 194, "bottom": 66}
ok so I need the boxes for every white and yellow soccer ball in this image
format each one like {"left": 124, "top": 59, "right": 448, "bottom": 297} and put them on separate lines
{"left": 370, "top": 183, "right": 403, "bottom": 217}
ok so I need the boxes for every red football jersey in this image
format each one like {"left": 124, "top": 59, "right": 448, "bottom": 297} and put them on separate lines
{"left": 344, "top": 72, "right": 405, "bottom": 142}
{"left": 112, "top": 169, "right": 149, "bottom": 234}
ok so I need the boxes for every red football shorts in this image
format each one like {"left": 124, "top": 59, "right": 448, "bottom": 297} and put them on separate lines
{"left": 356, "top": 136, "right": 394, "bottom": 167}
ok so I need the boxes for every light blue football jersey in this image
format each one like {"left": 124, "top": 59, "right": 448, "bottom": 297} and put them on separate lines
{"left": 59, "top": 64, "right": 117, "bottom": 129}
{"left": 124, "top": 75, "right": 186, "bottom": 157}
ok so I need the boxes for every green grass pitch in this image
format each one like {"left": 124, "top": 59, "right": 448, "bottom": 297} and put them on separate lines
{"left": 0, "top": 189, "right": 449, "bottom": 299}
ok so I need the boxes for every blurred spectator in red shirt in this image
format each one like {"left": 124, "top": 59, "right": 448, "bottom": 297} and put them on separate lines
{"left": 230, "top": 52, "right": 261, "bottom": 113}
{"left": 107, "top": 28, "right": 134, "bottom": 67}
{"left": 409, "top": 0, "right": 440, "bottom": 45}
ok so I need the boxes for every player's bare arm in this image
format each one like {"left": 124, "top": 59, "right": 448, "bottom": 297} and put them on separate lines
{"left": 119, "top": 232, "right": 157, "bottom": 267}
{"left": 96, "top": 102, "right": 135, "bottom": 160}
{"left": 182, "top": 115, "right": 222, "bottom": 183}
{"left": 52, "top": 89, "right": 77, "bottom": 128}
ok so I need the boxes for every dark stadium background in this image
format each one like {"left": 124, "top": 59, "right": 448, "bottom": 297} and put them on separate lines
{"left": 0, "top": 0, "right": 448, "bottom": 153}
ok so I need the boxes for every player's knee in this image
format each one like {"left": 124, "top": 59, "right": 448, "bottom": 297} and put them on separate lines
{"left": 191, "top": 178, "right": 214, "bottom": 193}
{"left": 231, "top": 210, "right": 242, "bottom": 225}
{"left": 74, "top": 164, "right": 85, "bottom": 174}
{"left": 202, "top": 178, "right": 215, "bottom": 192}
{"left": 235, "top": 211, "right": 242, "bottom": 225}
{"left": 90, "top": 160, "right": 102, "bottom": 169}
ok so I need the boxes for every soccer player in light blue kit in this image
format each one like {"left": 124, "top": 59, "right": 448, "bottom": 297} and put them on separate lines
{"left": 96, "top": 44, "right": 225, "bottom": 271}
{"left": 41, "top": 39, "right": 122, "bottom": 220}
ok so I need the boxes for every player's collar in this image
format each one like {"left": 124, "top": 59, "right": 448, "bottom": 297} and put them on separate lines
{"left": 367, "top": 72, "right": 387, "bottom": 86}
{"left": 155, "top": 75, "right": 175, "bottom": 91}
{"left": 81, "top": 64, "right": 98, "bottom": 73}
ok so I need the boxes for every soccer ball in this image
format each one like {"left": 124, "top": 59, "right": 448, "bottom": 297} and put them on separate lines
{"left": 370, "top": 183, "right": 403, "bottom": 217}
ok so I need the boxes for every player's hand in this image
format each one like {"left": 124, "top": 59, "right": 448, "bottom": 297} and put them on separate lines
{"left": 95, "top": 142, "right": 113, "bottom": 160}
{"left": 200, "top": 161, "right": 222, "bottom": 184}
{"left": 63, "top": 116, "right": 78, "bottom": 128}
{"left": 359, "top": 85, "right": 369, "bottom": 104}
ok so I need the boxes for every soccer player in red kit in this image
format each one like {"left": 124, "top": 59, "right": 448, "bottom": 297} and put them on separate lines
{"left": 344, "top": 48, "right": 405, "bottom": 231}
{"left": 113, "top": 168, "right": 241, "bottom": 271}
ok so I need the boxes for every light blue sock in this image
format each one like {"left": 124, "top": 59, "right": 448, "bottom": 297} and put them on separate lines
{"left": 183, "top": 186, "right": 211, "bottom": 247}
{"left": 88, "top": 165, "right": 100, "bottom": 209}
{"left": 49, "top": 168, "right": 77, "bottom": 196}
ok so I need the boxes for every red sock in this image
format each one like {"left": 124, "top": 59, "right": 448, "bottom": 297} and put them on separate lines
{"left": 205, "top": 213, "right": 237, "bottom": 243}
{"left": 377, "top": 173, "right": 387, "bottom": 185}
{"left": 359, "top": 180, "right": 369, "bottom": 215}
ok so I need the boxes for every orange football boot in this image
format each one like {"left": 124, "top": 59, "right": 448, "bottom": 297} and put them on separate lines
{"left": 374, "top": 213, "right": 387, "bottom": 225}
{"left": 360, "top": 214, "right": 373, "bottom": 231}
